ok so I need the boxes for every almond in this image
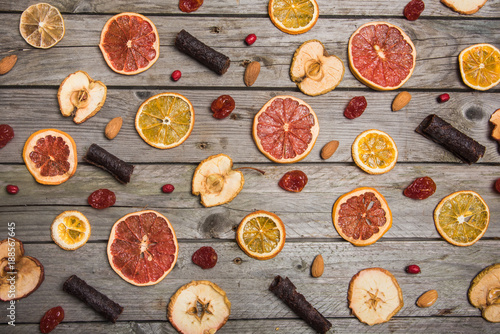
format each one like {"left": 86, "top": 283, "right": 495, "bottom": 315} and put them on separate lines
{"left": 392, "top": 91, "right": 412, "bottom": 111}
{"left": 244, "top": 61, "right": 260, "bottom": 87}
{"left": 105, "top": 117, "right": 123, "bottom": 140}
{"left": 311, "top": 254, "right": 324, "bottom": 278}
{"left": 416, "top": 289, "right": 438, "bottom": 308}
{"left": 0, "top": 55, "right": 17, "bottom": 75}
{"left": 320, "top": 140, "right": 339, "bottom": 160}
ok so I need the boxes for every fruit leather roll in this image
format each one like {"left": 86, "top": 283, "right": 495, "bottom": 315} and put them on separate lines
{"left": 269, "top": 275, "right": 332, "bottom": 334}
{"left": 416, "top": 114, "right": 485, "bottom": 164}
{"left": 63, "top": 275, "right": 123, "bottom": 323}
{"left": 83, "top": 143, "right": 134, "bottom": 184}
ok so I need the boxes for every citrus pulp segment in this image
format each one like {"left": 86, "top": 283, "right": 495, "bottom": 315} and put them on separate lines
{"left": 253, "top": 95, "right": 319, "bottom": 163}
{"left": 333, "top": 187, "right": 392, "bottom": 246}
{"left": 99, "top": 12, "right": 159, "bottom": 75}
{"left": 434, "top": 190, "right": 489, "bottom": 246}
{"left": 107, "top": 210, "right": 178, "bottom": 286}
{"left": 348, "top": 22, "right": 416, "bottom": 90}
{"left": 22, "top": 129, "right": 77, "bottom": 185}
{"left": 236, "top": 210, "right": 286, "bottom": 260}
{"left": 352, "top": 129, "right": 398, "bottom": 175}
{"left": 459, "top": 43, "right": 500, "bottom": 91}
{"left": 268, "top": 0, "right": 319, "bottom": 35}
{"left": 135, "top": 92, "right": 195, "bottom": 149}
{"left": 19, "top": 3, "right": 65, "bottom": 49}
{"left": 51, "top": 211, "right": 91, "bottom": 250}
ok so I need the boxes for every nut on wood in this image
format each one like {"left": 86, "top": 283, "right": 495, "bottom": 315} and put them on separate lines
{"left": 320, "top": 141, "right": 339, "bottom": 160}
{"left": 416, "top": 289, "right": 438, "bottom": 308}
{"left": 392, "top": 91, "right": 412, "bottom": 111}
{"left": 0, "top": 55, "right": 17, "bottom": 75}
{"left": 311, "top": 254, "right": 324, "bottom": 278}
{"left": 105, "top": 117, "right": 123, "bottom": 140}
{"left": 244, "top": 61, "right": 260, "bottom": 87}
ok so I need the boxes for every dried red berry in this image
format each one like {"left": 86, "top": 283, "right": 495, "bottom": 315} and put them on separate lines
{"left": 88, "top": 189, "right": 116, "bottom": 209}
{"left": 40, "top": 306, "right": 64, "bottom": 333}
{"left": 279, "top": 170, "right": 308, "bottom": 193}
{"left": 162, "top": 184, "right": 175, "bottom": 193}
{"left": 438, "top": 93, "right": 450, "bottom": 103}
{"left": 495, "top": 178, "right": 500, "bottom": 193}
{"left": 245, "top": 34, "right": 257, "bottom": 46}
{"left": 211, "top": 95, "right": 235, "bottom": 119}
{"left": 344, "top": 96, "right": 367, "bottom": 119}
{"left": 404, "top": 176, "right": 436, "bottom": 200}
{"left": 0, "top": 124, "right": 14, "bottom": 149}
{"left": 179, "top": 0, "right": 203, "bottom": 13}
{"left": 6, "top": 185, "right": 18, "bottom": 195}
{"left": 404, "top": 0, "right": 425, "bottom": 21}
{"left": 171, "top": 70, "right": 182, "bottom": 81}
{"left": 192, "top": 246, "right": 218, "bottom": 269}
{"left": 406, "top": 264, "right": 421, "bottom": 274}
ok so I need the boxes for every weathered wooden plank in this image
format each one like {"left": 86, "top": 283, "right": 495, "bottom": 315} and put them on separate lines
{"left": 1, "top": 17, "right": 499, "bottom": 90}
{"left": 0, "top": 0, "right": 498, "bottom": 17}
{"left": 0, "top": 89, "right": 497, "bottom": 164}
{"left": 2, "top": 240, "right": 498, "bottom": 323}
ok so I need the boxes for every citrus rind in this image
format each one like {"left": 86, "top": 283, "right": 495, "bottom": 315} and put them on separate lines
{"left": 352, "top": 129, "right": 398, "bottom": 175}
{"left": 51, "top": 210, "right": 91, "bottom": 251}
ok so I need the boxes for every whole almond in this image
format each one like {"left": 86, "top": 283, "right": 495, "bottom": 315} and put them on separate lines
{"left": 0, "top": 55, "right": 17, "bottom": 75}
{"left": 244, "top": 61, "right": 260, "bottom": 87}
{"left": 392, "top": 91, "right": 412, "bottom": 111}
{"left": 311, "top": 254, "right": 324, "bottom": 278}
{"left": 105, "top": 117, "right": 123, "bottom": 140}
{"left": 321, "top": 140, "right": 339, "bottom": 160}
{"left": 416, "top": 289, "right": 438, "bottom": 308}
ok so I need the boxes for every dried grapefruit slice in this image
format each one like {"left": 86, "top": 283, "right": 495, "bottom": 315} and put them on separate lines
{"left": 107, "top": 210, "right": 178, "bottom": 286}
{"left": 459, "top": 43, "right": 500, "bottom": 91}
{"left": 19, "top": 3, "right": 65, "bottom": 49}
{"left": 268, "top": 0, "right": 319, "bottom": 35}
{"left": 332, "top": 187, "right": 392, "bottom": 246}
{"left": 99, "top": 12, "right": 159, "bottom": 75}
{"left": 352, "top": 129, "right": 398, "bottom": 175}
{"left": 348, "top": 22, "right": 416, "bottom": 90}
{"left": 51, "top": 211, "right": 91, "bottom": 250}
{"left": 253, "top": 96, "right": 319, "bottom": 163}
{"left": 22, "top": 129, "right": 77, "bottom": 185}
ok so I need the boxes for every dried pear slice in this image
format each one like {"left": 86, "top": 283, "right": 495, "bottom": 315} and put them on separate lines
{"left": 290, "top": 40, "right": 345, "bottom": 96}
{"left": 58, "top": 71, "right": 107, "bottom": 124}
{"left": 468, "top": 263, "right": 500, "bottom": 322}
{"left": 168, "top": 280, "right": 231, "bottom": 334}
{"left": 192, "top": 154, "right": 244, "bottom": 207}
{"left": 348, "top": 267, "right": 403, "bottom": 326}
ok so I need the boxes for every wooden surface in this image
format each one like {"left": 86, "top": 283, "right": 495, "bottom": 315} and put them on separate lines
{"left": 0, "top": 1, "right": 499, "bottom": 333}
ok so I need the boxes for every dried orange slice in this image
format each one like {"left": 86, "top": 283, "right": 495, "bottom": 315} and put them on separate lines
{"left": 434, "top": 190, "right": 489, "bottom": 246}
{"left": 352, "top": 129, "right": 398, "bottom": 175}
{"left": 253, "top": 95, "right": 319, "bottom": 163}
{"left": 135, "top": 92, "right": 195, "bottom": 149}
{"left": 22, "top": 129, "right": 77, "bottom": 185}
{"left": 348, "top": 22, "right": 416, "bottom": 90}
{"left": 99, "top": 12, "right": 159, "bottom": 75}
{"left": 459, "top": 43, "right": 500, "bottom": 91}
{"left": 332, "top": 187, "right": 392, "bottom": 246}
{"left": 51, "top": 211, "right": 91, "bottom": 250}
{"left": 19, "top": 3, "right": 65, "bottom": 49}
{"left": 268, "top": 0, "right": 319, "bottom": 35}
{"left": 107, "top": 210, "right": 178, "bottom": 286}
{"left": 236, "top": 210, "right": 286, "bottom": 260}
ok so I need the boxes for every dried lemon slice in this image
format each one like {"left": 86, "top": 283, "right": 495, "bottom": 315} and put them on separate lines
{"left": 352, "top": 129, "right": 398, "bottom": 175}
{"left": 20, "top": 3, "right": 65, "bottom": 49}
{"left": 51, "top": 211, "right": 91, "bottom": 250}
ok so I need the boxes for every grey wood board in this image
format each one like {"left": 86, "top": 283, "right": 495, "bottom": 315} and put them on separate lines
{"left": 0, "top": 0, "right": 499, "bottom": 17}
{"left": 0, "top": 89, "right": 497, "bottom": 164}
{"left": 1, "top": 163, "right": 499, "bottom": 241}
{"left": 3, "top": 240, "right": 498, "bottom": 323}
{"left": 1, "top": 16, "right": 499, "bottom": 90}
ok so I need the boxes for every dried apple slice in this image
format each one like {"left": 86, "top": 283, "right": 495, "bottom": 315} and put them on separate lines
{"left": 290, "top": 40, "right": 345, "bottom": 96}
{"left": 192, "top": 154, "right": 244, "bottom": 207}
{"left": 348, "top": 267, "right": 403, "bottom": 326}
{"left": 58, "top": 71, "right": 107, "bottom": 124}
{"left": 168, "top": 280, "right": 231, "bottom": 334}
{"left": 441, "top": 0, "right": 487, "bottom": 14}
{"left": 468, "top": 263, "right": 500, "bottom": 322}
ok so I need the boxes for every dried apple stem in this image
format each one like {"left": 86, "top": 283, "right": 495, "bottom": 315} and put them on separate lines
{"left": 234, "top": 167, "right": 265, "bottom": 175}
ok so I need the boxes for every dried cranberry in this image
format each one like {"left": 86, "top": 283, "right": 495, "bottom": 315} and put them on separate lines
{"left": 211, "top": 95, "right": 235, "bottom": 119}
{"left": 88, "top": 189, "right": 116, "bottom": 209}
{"left": 403, "top": 176, "right": 436, "bottom": 200}
{"left": 40, "top": 306, "right": 64, "bottom": 333}
{"left": 179, "top": 0, "right": 203, "bottom": 13}
{"left": 192, "top": 246, "right": 218, "bottom": 269}
{"left": 495, "top": 178, "right": 500, "bottom": 193}
{"left": 162, "top": 184, "right": 175, "bottom": 193}
{"left": 279, "top": 170, "right": 308, "bottom": 192}
{"left": 0, "top": 124, "right": 14, "bottom": 149}
{"left": 245, "top": 34, "right": 257, "bottom": 45}
{"left": 406, "top": 264, "right": 421, "bottom": 274}
{"left": 171, "top": 70, "right": 182, "bottom": 81}
{"left": 344, "top": 96, "right": 367, "bottom": 119}
{"left": 438, "top": 93, "right": 450, "bottom": 103}
{"left": 404, "top": 0, "right": 425, "bottom": 21}
{"left": 6, "top": 185, "right": 18, "bottom": 195}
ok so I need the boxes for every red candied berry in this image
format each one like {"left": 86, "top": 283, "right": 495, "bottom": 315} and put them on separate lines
{"left": 40, "top": 306, "right": 64, "bottom": 333}
{"left": 245, "top": 34, "right": 257, "bottom": 46}
{"left": 438, "top": 93, "right": 450, "bottom": 103}
{"left": 406, "top": 264, "right": 421, "bottom": 274}
{"left": 88, "top": 189, "right": 116, "bottom": 209}
{"left": 0, "top": 124, "right": 14, "bottom": 149}
{"left": 162, "top": 184, "right": 175, "bottom": 193}
{"left": 495, "top": 178, "right": 500, "bottom": 193}
{"left": 6, "top": 185, "right": 18, "bottom": 195}
{"left": 404, "top": 0, "right": 425, "bottom": 21}
{"left": 192, "top": 246, "right": 218, "bottom": 269}
{"left": 171, "top": 70, "right": 182, "bottom": 81}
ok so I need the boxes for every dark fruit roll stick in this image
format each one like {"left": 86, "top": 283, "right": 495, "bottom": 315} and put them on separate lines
{"left": 175, "top": 29, "right": 230, "bottom": 75}
{"left": 269, "top": 275, "right": 332, "bottom": 334}
{"left": 63, "top": 275, "right": 123, "bottom": 323}
{"left": 83, "top": 144, "right": 134, "bottom": 184}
